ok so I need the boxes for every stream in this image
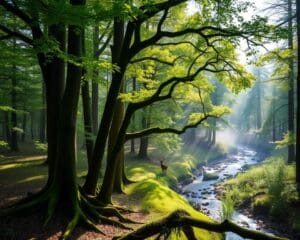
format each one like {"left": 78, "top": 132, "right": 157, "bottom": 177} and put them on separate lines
{"left": 181, "top": 146, "right": 271, "bottom": 240}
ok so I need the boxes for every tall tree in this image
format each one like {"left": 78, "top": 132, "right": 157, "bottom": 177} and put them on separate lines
{"left": 295, "top": 0, "right": 300, "bottom": 195}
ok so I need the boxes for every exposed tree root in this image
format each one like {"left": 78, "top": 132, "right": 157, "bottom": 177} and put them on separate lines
{"left": 1, "top": 185, "right": 140, "bottom": 239}
{"left": 113, "top": 210, "right": 289, "bottom": 240}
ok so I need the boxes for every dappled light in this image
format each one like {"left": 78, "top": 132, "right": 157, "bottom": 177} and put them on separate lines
{"left": 0, "top": 0, "right": 299, "bottom": 239}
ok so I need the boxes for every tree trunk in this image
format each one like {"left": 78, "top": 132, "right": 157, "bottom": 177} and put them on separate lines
{"left": 30, "top": 112, "right": 35, "bottom": 140}
{"left": 21, "top": 113, "right": 26, "bottom": 142}
{"left": 83, "top": 18, "right": 132, "bottom": 196}
{"left": 4, "top": 111, "right": 10, "bottom": 143}
{"left": 81, "top": 33, "right": 94, "bottom": 166}
{"left": 11, "top": 55, "right": 18, "bottom": 151}
{"left": 295, "top": 0, "right": 300, "bottom": 194}
{"left": 92, "top": 26, "right": 99, "bottom": 135}
{"left": 53, "top": 10, "right": 83, "bottom": 207}
{"left": 39, "top": 82, "right": 46, "bottom": 143}
{"left": 44, "top": 23, "right": 66, "bottom": 178}
{"left": 107, "top": 29, "right": 125, "bottom": 193}
{"left": 287, "top": 0, "right": 295, "bottom": 163}
{"left": 130, "top": 78, "right": 137, "bottom": 154}
{"left": 138, "top": 111, "right": 149, "bottom": 159}
{"left": 108, "top": 91, "right": 125, "bottom": 193}
{"left": 81, "top": 79, "right": 94, "bottom": 166}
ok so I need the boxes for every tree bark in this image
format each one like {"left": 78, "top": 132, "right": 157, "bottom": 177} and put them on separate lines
{"left": 138, "top": 111, "right": 149, "bottom": 159}
{"left": 81, "top": 32, "right": 94, "bottom": 166}
{"left": 44, "top": 23, "right": 66, "bottom": 179}
{"left": 108, "top": 81, "right": 125, "bottom": 193}
{"left": 83, "top": 18, "right": 132, "bottom": 196}
{"left": 4, "top": 111, "right": 10, "bottom": 143}
{"left": 21, "top": 113, "right": 26, "bottom": 142}
{"left": 130, "top": 77, "right": 137, "bottom": 154}
{"left": 10, "top": 37, "right": 18, "bottom": 151}
{"left": 295, "top": 0, "right": 300, "bottom": 194}
{"left": 92, "top": 26, "right": 99, "bottom": 135}
{"left": 39, "top": 82, "right": 46, "bottom": 143}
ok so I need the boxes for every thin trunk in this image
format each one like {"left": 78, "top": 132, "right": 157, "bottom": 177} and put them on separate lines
{"left": 81, "top": 76, "right": 94, "bottom": 166}
{"left": 39, "top": 82, "right": 46, "bottom": 142}
{"left": 272, "top": 101, "right": 276, "bottom": 142}
{"left": 92, "top": 26, "right": 99, "bottom": 134}
{"left": 295, "top": 0, "right": 300, "bottom": 193}
{"left": 11, "top": 38, "right": 18, "bottom": 151}
{"left": 4, "top": 112, "right": 10, "bottom": 143}
{"left": 287, "top": 0, "right": 295, "bottom": 163}
{"left": 31, "top": 112, "right": 35, "bottom": 140}
{"left": 138, "top": 112, "right": 149, "bottom": 159}
{"left": 130, "top": 77, "right": 137, "bottom": 154}
{"left": 21, "top": 113, "right": 26, "bottom": 142}
{"left": 212, "top": 120, "right": 216, "bottom": 145}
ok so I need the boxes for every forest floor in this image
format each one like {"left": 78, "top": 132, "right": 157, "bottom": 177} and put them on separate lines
{"left": 0, "top": 153, "right": 149, "bottom": 240}
{"left": 0, "top": 143, "right": 224, "bottom": 240}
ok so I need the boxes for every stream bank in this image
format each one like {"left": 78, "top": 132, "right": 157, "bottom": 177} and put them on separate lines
{"left": 177, "top": 146, "right": 283, "bottom": 240}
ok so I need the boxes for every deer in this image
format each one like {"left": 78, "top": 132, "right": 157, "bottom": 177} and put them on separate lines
{"left": 160, "top": 160, "right": 168, "bottom": 175}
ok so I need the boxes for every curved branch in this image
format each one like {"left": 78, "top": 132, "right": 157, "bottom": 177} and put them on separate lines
{"left": 130, "top": 56, "right": 182, "bottom": 66}
{"left": 0, "top": 0, "right": 33, "bottom": 25}
{"left": 113, "top": 210, "right": 288, "bottom": 240}
{"left": 125, "top": 114, "right": 214, "bottom": 141}
{"left": 157, "top": 9, "right": 168, "bottom": 32}
{"left": 135, "top": 0, "right": 186, "bottom": 23}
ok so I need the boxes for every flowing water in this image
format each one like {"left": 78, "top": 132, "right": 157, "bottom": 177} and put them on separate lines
{"left": 181, "top": 146, "right": 271, "bottom": 240}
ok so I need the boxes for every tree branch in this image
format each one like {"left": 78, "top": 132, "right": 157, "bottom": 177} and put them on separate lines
{"left": 135, "top": 0, "right": 187, "bottom": 23}
{"left": 125, "top": 114, "right": 214, "bottom": 141}
{"left": 113, "top": 210, "right": 288, "bottom": 240}
{"left": 0, "top": 24, "right": 33, "bottom": 45}
{"left": 0, "top": 0, "right": 33, "bottom": 26}
{"left": 130, "top": 56, "right": 182, "bottom": 66}
{"left": 96, "top": 32, "right": 112, "bottom": 57}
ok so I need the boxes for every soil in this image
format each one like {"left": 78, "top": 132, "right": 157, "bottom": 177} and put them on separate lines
{"left": 0, "top": 154, "right": 149, "bottom": 240}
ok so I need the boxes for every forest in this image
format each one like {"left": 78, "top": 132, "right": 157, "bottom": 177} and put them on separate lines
{"left": 0, "top": 0, "right": 299, "bottom": 239}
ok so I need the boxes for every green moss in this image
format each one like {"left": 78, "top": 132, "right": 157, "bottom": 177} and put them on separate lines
{"left": 124, "top": 149, "right": 225, "bottom": 240}
{"left": 126, "top": 179, "right": 221, "bottom": 240}
{"left": 222, "top": 156, "right": 298, "bottom": 221}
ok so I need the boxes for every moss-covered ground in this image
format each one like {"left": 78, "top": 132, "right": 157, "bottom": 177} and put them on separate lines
{"left": 0, "top": 143, "right": 227, "bottom": 239}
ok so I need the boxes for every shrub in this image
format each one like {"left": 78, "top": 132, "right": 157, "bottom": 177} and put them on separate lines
{"left": 220, "top": 194, "right": 235, "bottom": 221}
